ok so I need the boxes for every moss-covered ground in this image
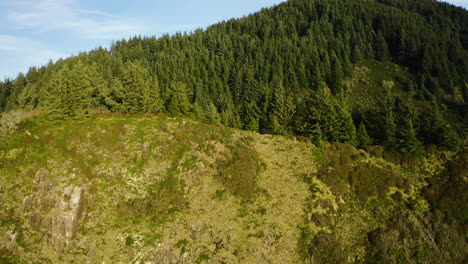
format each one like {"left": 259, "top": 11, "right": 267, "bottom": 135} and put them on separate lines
{"left": 0, "top": 114, "right": 465, "bottom": 263}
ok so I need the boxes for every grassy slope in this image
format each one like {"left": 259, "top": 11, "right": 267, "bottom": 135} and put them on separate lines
{"left": 1, "top": 61, "right": 466, "bottom": 263}
{"left": 1, "top": 113, "right": 459, "bottom": 263}
{"left": 0, "top": 115, "right": 318, "bottom": 263}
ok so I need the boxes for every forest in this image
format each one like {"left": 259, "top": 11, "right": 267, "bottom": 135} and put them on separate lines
{"left": 0, "top": 0, "right": 467, "bottom": 263}
{"left": 1, "top": 0, "right": 467, "bottom": 154}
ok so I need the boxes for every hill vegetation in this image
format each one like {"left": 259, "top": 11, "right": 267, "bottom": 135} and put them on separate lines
{"left": 0, "top": 0, "right": 467, "bottom": 153}
{"left": 0, "top": 0, "right": 467, "bottom": 263}
{"left": 0, "top": 115, "right": 466, "bottom": 263}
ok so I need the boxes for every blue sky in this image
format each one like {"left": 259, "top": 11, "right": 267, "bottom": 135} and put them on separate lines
{"left": 0, "top": 0, "right": 466, "bottom": 80}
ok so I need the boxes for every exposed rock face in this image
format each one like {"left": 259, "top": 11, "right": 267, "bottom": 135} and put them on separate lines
{"left": 23, "top": 169, "right": 90, "bottom": 252}
{"left": 56, "top": 185, "right": 84, "bottom": 243}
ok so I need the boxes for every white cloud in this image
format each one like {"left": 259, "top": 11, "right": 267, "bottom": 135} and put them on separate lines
{"left": 0, "top": 34, "right": 66, "bottom": 59}
{"left": 0, "top": 34, "right": 67, "bottom": 78}
{"left": 6, "top": 0, "right": 147, "bottom": 39}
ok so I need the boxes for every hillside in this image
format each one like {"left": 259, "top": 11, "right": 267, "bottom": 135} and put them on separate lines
{"left": 0, "top": 0, "right": 467, "bottom": 262}
{"left": 0, "top": 114, "right": 465, "bottom": 263}
{"left": 0, "top": 0, "right": 467, "bottom": 153}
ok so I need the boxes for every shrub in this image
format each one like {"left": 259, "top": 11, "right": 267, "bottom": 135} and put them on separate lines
{"left": 0, "top": 110, "right": 37, "bottom": 141}
{"left": 217, "top": 146, "right": 262, "bottom": 199}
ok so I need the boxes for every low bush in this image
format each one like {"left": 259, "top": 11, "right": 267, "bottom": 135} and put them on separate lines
{"left": 217, "top": 146, "right": 262, "bottom": 199}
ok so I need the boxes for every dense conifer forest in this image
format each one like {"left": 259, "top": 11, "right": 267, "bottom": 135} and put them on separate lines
{"left": 1, "top": 0, "right": 467, "bottom": 152}
{"left": 0, "top": 0, "right": 467, "bottom": 262}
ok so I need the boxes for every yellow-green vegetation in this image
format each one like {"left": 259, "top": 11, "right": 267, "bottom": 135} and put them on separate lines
{"left": 0, "top": 114, "right": 315, "bottom": 263}
{"left": 0, "top": 114, "right": 466, "bottom": 263}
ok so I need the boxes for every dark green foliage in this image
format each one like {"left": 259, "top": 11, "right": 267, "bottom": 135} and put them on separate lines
{"left": 121, "top": 61, "right": 160, "bottom": 114}
{"left": 349, "top": 164, "right": 402, "bottom": 199}
{"left": 166, "top": 81, "right": 192, "bottom": 117}
{"left": 293, "top": 93, "right": 357, "bottom": 144}
{"left": 0, "top": 249, "right": 21, "bottom": 264}
{"left": 37, "top": 62, "right": 93, "bottom": 120}
{"left": 263, "top": 76, "right": 294, "bottom": 134}
{"left": 394, "top": 97, "right": 425, "bottom": 156}
{"left": 316, "top": 143, "right": 360, "bottom": 194}
{"left": 418, "top": 102, "right": 461, "bottom": 151}
{"left": 39, "top": 68, "right": 70, "bottom": 120}
{"left": 301, "top": 231, "right": 349, "bottom": 264}
{"left": 0, "top": 0, "right": 465, "bottom": 152}
{"left": 242, "top": 102, "right": 261, "bottom": 131}
{"left": 67, "top": 61, "right": 91, "bottom": 119}
{"left": 373, "top": 32, "right": 390, "bottom": 61}
{"left": 357, "top": 122, "right": 373, "bottom": 148}
{"left": 125, "top": 236, "right": 135, "bottom": 246}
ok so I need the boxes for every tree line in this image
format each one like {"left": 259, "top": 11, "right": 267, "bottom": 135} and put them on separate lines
{"left": 0, "top": 0, "right": 466, "bottom": 153}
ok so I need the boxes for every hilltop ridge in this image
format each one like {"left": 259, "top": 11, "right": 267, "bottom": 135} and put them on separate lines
{"left": 0, "top": 0, "right": 467, "bottom": 262}
{"left": 0, "top": 115, "right": 466, "bottom": 263}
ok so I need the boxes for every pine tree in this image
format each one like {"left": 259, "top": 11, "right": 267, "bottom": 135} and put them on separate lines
{"left": 381, "top": 85, "right": 397, "bottom": 146}
{"left": 4, "top": 74, "right": 27, "bottom": 111}
{"left": 68, "top": 61, "right": 91, "bottom": 119}
{"left": 166, "top": 81, "right": 191, "bottom": 116}
{"left": 374, "top": 32, "right": 390, "bottom": 61}
{"left": 325, "top": 100, "right": 357, "bottom": 144}
{"left": 204, "top": 101, "right": 221, "bottom": 124}
{"left": 357, "top": 122, "right": 373, "bottom": 148}
{"left": 121, "top": 61, "right": 150, "bottom": 114}
{"left": 142, "top": 76, "right": 163, "bottom": 113}
{"left": 292, "top": 98, "right": 322, "bottom": 143}
{"left": 17, "top": 83, "right": 37, "bottom": 110}
{"left": 88, "top": 64, "right": 110, "bottom": 109}
{"left": 39, "top": 68, "right": 69, "bottom": 120}
{"left": 396, "top": 117, "right": 424, "bottom": 156}
{"left": 395, "top": 97, "right": 424, "bottom": 155}
{"left": 418, "top": 102, "right": 461, "bottom": 151}
{"left": 106, "top": 78, "right": 125, "bottom": 112}
{"left": 328, "top": 53, "right": 343, "bottom": 94}
{"left": 266, "top": 76, "right": 287, "bottom": 134}
{"left": 243, "top": 101, "right": 260, "bottom": 131}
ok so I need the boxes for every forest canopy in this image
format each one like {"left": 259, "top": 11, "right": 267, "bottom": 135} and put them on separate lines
{"left": 0, "top": 0, "right": 467, "bottom": 153}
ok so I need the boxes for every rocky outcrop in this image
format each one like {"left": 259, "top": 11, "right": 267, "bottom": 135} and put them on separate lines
{"left": 55, "top": 185, "right": 84, "bottom": 243}
{"left": 23, "top": 169, "right": 92, "bottom": 252}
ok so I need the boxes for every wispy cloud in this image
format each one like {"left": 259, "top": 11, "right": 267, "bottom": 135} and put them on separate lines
{"left": 0, "top": 34, "right": 67, "bottom": 78}
{"left": 6, "top": 0, "right": 147, "bottom": 39}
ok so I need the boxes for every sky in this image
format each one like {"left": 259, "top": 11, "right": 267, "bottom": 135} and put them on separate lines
{"left": 0, "top": 0, "right": 467, "bottom": 80}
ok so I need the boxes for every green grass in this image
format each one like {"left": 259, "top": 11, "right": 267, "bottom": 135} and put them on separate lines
{"left": 1, "top": 113, "right": 461, "bottom": 263}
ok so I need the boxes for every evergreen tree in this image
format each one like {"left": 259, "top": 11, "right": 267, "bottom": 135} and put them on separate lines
{"left": 0, "top": 0, "right": 465, "bottom": 154}
{"left": 142, "top": 76, "right": 163, "bottom": 113}
{"left": 243, "top": 101, "right": 260, "bottom": 131}
{"left": 39, "top": 68, "right": 70, "bottom": 120}
{"left": 394, "top": 97, "right": 424, "bottom": 155}
{"left": 265, "top": 76, "right": 291, "bottom": 134}
{"left": 357, "top": 122, "right": 373, "bottom": 148}
{"left": 381, "top": 84, "right": 397, "bottom": 146}
{"left": 166, "top": 81, "right": 192, "bottom": 116}
{"left": 68, "top": 61, "right": 91, "bottom": 119}
{"left": 88, "top": 64, "right": 110, "bottom": 109}
{"left": 418, "top": 102, "right": 461, "bottom": 151}
{"left": 204, "top": 101, "right": 221, "bottom": 124}
{"left": 121, "top": 61, "right": 150, "bottom": 114}
{"left": 292, "top": 98, "right": 323, "bottom": 143}
{"left": 374, "top": 32, "right": 390, "bottom": 61}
